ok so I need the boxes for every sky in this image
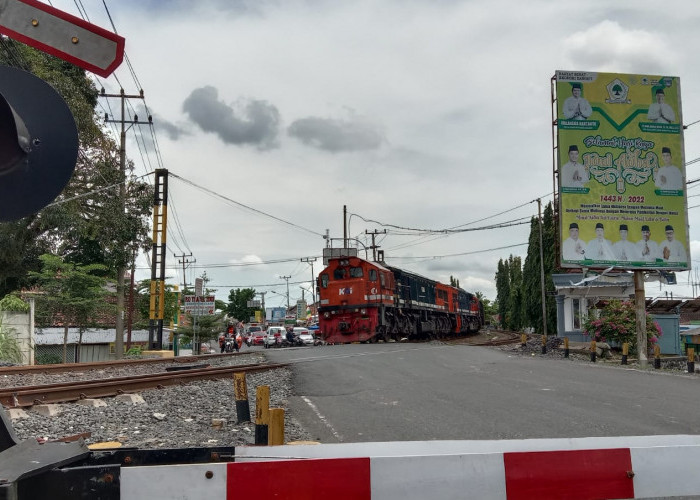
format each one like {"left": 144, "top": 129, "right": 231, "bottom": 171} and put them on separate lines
{"left": 37, "top": 1, "right": 700, "bottom": 308}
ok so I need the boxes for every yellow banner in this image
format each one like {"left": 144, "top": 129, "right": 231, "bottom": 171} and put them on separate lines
{"left": 556, "top": 71, "right": 689, "bottom": 270}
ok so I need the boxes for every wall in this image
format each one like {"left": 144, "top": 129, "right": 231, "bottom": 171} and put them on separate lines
{"left": 1, "top": 312, "right": 33, "bottom": 365}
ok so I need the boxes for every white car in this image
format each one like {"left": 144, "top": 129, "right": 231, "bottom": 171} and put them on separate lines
{"left": 264, "top": 326, "right": 286, "bottom": 348}
{"left": 293, "top": 328, "right": 315, "bottom": 345}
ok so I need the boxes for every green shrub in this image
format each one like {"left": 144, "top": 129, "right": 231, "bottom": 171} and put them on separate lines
{"left": 582, "top": 299, "right": 662, "bottom": 353}
{"left": 0, "top": 295, "right": 29, "bottom": 313}
{"left": 0, "top": 318, "right": 23, "bottom": 364}
{"left": 35, "top": 352, "right": 63, "bottom": 365}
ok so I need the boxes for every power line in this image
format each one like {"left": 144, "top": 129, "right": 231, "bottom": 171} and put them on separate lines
{"left": 169, "top": 172, "right": 326, "bottom": 238}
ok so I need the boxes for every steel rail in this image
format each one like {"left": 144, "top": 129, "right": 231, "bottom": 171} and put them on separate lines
{"left": 0, "top": 362, "right": 288, "bottom": 408}
{"left": 0, "top": 351, "right": 254, "bottom": 375}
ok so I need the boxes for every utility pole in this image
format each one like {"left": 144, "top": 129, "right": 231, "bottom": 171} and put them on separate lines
{"left": 343, "top": 205, "right": 348, "bottom": 248}
{"left": 537, "top": 199, "right": 548, "bottom": 338}
{"left": 301, "top": 257, "right": 317, "bottom": 313}
{"left": 102, "top": 88, "right": 151, "bottom": 358}
{"left": 257, "top": 291, "right": 267, "bottom": 326}
{"left": 365, "top": 229, "right": 386, "bottom": 261}
{"left": 280, "top": 275, "right": 291, "bottom": 311}
{"left": 174, "top": 252, "right": 195, "bottom": 291}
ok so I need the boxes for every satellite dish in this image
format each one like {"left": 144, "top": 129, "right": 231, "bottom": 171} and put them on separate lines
{"left": 0, "top": 65, "right": 78, "bottom": 222}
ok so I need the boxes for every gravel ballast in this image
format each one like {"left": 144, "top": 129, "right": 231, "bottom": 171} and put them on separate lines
{"left": 5, "top": 352, "right": 314, "bottom": 448}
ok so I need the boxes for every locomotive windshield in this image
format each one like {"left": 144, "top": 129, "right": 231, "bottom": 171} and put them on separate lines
{"left": 349, "top": 267, "right": 364, "bottom": 278}
{"left": 320, "top": 274, "right": 329, "bottom": 288}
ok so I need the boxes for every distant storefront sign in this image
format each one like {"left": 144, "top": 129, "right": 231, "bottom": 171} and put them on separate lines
{"left": 183, "top": 295, "right": 215, "bottom": 315}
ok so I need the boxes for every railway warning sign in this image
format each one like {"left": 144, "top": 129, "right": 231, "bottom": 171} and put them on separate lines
{"left": 0, "top": 0, "right": 124, "bottom": 77}
{"left": 183, "top": 295, "right": 215, "bottom": 315}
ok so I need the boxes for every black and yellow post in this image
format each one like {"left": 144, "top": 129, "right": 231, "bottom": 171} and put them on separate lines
{"left": 621, "top": 343, "right": 629, "bottom": 365}
{"left": 688, "top": 347, "right": 696, "bottom": 374}
{"left": 590, "top": 341, "right": 596, "bottom": 363}
{"left": 521, "top": 334, "right": 527, "bottom": 348}
{"left": 234, "top": 372, "right": 251, "bottom": 423}
{"left": 255, "top": 385, "right": 270, "bottom": 445}
{"left": 653, "top": 345, "right": 661, "bottom": 369}
{"left": 564, "top": 337, "right": 569, "bottom": 358}
{"left": 541, "top": 334, "right": 546, "bottom": 354}
{"left": 268, "top": 408, "right": 285, "bottom": 446}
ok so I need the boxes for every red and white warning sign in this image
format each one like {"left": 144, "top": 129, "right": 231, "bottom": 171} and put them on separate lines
{"left": 0, "top": 0, "right": 124, "bottom": 77}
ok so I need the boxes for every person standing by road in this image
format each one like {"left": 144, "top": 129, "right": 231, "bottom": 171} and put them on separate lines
{"left": 562, "top": 83, "right": 592, "bottom": 121}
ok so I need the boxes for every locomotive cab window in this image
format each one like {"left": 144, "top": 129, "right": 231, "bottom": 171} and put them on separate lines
{"left": 369, "top": 269, "right": 377, "bottom": 281}
{"left": 320, "top": 274, "right": 329, "bottom": 288}
{"left": 350, "top": 266, "right": 364, "bottom": 278}
{"left": 333, "top": 268, "right": 346, "bottom": 280}
{"left": 380, "top": 273, "right": 386, "bottom": 287}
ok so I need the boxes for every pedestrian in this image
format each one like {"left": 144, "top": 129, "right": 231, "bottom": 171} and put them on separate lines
{"left": 236, "top": 332, "right": 243, "bottom": 352}
{"left": 218, "top": 334, "right": 225, "bottom": 353}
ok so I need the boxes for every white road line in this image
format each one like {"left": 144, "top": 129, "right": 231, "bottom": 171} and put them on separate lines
{"left": 301, "top": 395, "right": 344, "bottom": 441}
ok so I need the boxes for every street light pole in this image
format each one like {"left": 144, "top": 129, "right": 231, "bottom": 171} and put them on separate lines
{"left": 280, "top": 275, "right": 291, "bottom": 311}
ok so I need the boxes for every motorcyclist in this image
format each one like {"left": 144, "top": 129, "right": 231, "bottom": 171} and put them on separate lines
{"left": 236, "top": 333, "right": 243, "bottom": 352}
{"left": 286, "top": 330, "right": 294, "bottom": 345}
{"left": 218, "top": 334, "right": 225, "bottom": 353}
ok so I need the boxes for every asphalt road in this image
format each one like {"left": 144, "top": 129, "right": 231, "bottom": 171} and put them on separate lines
{"left": 263, "top": 342, "right": 700, "bottom": 443}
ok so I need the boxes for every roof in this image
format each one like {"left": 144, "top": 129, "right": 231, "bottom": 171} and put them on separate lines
{"left": 34, "top": 328, "right": 151, "bottom": 345}
{"left": 552, "top": 273, "right": 634, "bottom": 289}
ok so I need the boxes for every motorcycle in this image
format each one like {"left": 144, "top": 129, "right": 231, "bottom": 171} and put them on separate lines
{"left": 224, "top": 338, "right": 236, "bottom": 353}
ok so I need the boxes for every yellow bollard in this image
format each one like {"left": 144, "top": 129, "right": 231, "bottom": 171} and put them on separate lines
{"left": 590, "top": 340, "right": 597, "bottom": 362}
{"left": 268, "top": 408, "right": 285, "bottom": 446}
{"left": 541, "top": 334, "right": 547, "bottom": 354}
{"left": 654, "top": 344, "right": 661, "bottom": 369}
{"left": 521, "top": 334, "right": 527, "bottom": 347}
{"left": 621, "top": 342, "right": 629, "bottom": 365}
{"left": 233, "top": 372, "right": 250, "bottom": 423}
{"left": 564, "top": 337, "right": 569, "bottom": 358}
{"left": 255, "top": 385, "right": 270, "bottom": 445}
{"left": 688, "top": 347, "right": 696, "bottom": 374}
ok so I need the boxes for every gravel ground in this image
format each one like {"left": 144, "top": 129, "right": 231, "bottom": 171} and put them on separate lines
{"left": 5, "top": 351, "right": 314, "bottom": 448}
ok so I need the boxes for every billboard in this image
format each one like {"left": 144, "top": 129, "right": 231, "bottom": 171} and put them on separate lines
{"left": 555, "top": 70, "right": 689, "bottom": 271}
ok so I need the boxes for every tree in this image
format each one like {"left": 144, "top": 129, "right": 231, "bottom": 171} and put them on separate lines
{"left": 506, "top": 256, "right": 524, "bottom": 331}
{"left": 495, "top": 259, "right": 510, "bottom": 329}
{"left": 450, "top": 276, "right": 460, "bottom": 288}
{"left": 132, "top": 280, "right": 181, "bottom": 330}
{"left": 225, "top": 288, "right": 257, "bottom": 322}
{"left": 29, "top": 254, "right": 110, "bottom": 362}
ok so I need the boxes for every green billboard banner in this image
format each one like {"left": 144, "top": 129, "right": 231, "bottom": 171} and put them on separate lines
{"left": 556, "top": 70, "right": 689, "bottom": 271}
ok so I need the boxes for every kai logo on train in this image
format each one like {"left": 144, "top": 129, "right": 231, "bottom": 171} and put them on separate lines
{"left": 339, "top": 287, "right": 353, "bottom": 295}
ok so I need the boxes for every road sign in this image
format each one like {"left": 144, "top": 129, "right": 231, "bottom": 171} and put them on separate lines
{"left": 0, "top": 0, "right": 124, "bottom": 77}
{"left": 183, "top": 295, "right": 215, "bottom": 315}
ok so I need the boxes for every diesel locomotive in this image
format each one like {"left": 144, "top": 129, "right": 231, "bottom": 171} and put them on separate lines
{"left": 317, "top": 255, "right": 484, "bottom": 344}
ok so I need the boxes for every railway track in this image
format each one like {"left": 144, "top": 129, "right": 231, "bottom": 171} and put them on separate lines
{"left": 446, "top": 330, "right": 521, "bottom": 346}
{"left": 0, "top": 351, "right": 250, "bottom": 375}
{"left": 0, "top": 361, "right": 287, "bottom": 408}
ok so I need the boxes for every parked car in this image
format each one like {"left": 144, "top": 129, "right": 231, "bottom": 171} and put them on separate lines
{"left": 264, "top": 326, "right": 286, "bottom": 348}
{"left": 200, "top": 342, "right": 213, "bottom": 354}
{"left": 298, "top": 331, "right": 316, "bottom": 345}
{"left": 250, "top": 331, "right": 267, "bottom": 346}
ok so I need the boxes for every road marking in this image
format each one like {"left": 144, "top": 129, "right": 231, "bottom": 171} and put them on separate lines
{"left": 301, "top": 395, "right": 344, "bottom": 441}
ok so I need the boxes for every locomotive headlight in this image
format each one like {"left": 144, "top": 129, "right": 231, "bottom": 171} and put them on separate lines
{"left": 324, "top": 312, "right": 330, "bottom": 318}
{"left": 360, "top": 308, "right": 366, "bottom": 314}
